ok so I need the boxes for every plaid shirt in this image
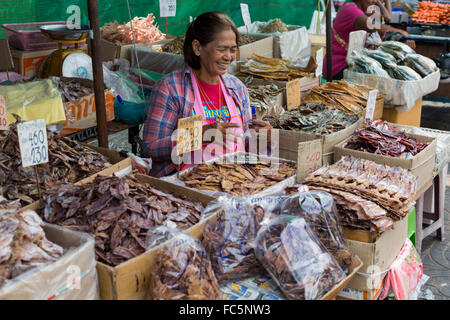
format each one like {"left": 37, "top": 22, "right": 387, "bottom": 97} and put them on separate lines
{"left": 142, "top": 65, "right": 252, "bottom": 178}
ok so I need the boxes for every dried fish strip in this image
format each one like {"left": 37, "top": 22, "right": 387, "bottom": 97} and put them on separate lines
{"left": 162, "top": 34, "right": 185, "bottom": 55}
{"left": 0, "top": 200, "right": 64, "bottom": 287}
{"left": 179, "top": 160, "right": 296, "bottom": 196}
{"left": 245, "top": 80, "right": 283, "bottom": 114}
{"left": 344, "top": 120, "right": 428, "bottom": 158}
{"left": 38, "top": 175, "right": 205, "bottom": 267}
{"left": 57, "top": 79, "right": 94, "bottom": 102}
{"left": 304, "top": 155, "right": 416, "bottom": 220}
{"left": 0, "top": 115, "right": 111, "bottom": 206}
{"left": 263, "top": 103, "right": 358, "bottom": 135}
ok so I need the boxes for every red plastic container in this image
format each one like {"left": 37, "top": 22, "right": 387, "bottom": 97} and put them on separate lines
{"left": 2, "top": 21, "right": 80, "bottom": 51}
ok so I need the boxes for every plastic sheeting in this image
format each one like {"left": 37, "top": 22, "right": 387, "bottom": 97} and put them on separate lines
{"left": 343, "top": 69, "right": 441, "bottom": 112}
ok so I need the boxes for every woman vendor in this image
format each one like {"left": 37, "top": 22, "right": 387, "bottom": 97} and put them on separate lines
{"left": 142, "top": 11, "right": 272, "bottom": 177}
{"left": 324, "top": 0, "right": 416, "bottom": 80}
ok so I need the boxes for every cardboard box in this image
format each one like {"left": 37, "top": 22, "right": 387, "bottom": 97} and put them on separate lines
{"left": 276, "top": 118, "right": 361, "bottom": 165}
{"left": 0, "top": 222, "right": 99, "bottom": 300}
{"left": 0, "top": 39, "right": 14, "bottom": 72}
{"left": 334, "top": 132, "right": 436, "bottom": 191}
{"left": 309, "top": 34, "right": 326, "bottom": 58}
{"left": 343, "top": 215, "right": 408, "bottom": 292}
{"left": 361, "top": 95, "right": 385, "bottom": 122}
{"left": 59, "top": 77, "right": 115, "bottom": 137}
{"left": 337, "top": 280, "right": 384, "bottom": 300}
{"left": 238, "top": 35, "right": 274, "bottom": 61}
{"left": 382, "top": 98, "right": 422, "bottom": 127}
{"left": 10, "top": 47, "right": 55, "bottom": 77}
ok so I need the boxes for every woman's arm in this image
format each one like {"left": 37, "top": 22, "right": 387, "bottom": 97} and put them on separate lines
{"left": 376, "top": 0, "right": 392, "bottom": 23}
{"left": 142, "top": 80, "right": 179, "bottom": 161}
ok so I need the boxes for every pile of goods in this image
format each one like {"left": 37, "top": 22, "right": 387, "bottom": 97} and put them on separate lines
{"left": 162, "top": 34, "right": 185, "bottom": 55}
{"left": 412, "top": 1, "right": 450, "bottom": 24}
{"left": 344, "top": 120, "right": 428, "bottom": 158}
{"left": 38, "top": 175, "right": 205, "bottom": 266}
{"left": 147, "top": 231, "right": 223, "bottom": 300}
{"left": 0, "top": 199, "right": 64, "bottom": 287}
{"left": 240, "top": 54, "right": 314, "bottom": 80}
{"left": 259, "top": 18, "right": 289, "bottom": 33}
{"left": 238, "top": 34, "right": 258, "bottom": 46}
{"left": 255, "top": 215, "right": 346, "bottom": 300}
{"left": 263, "top": 103, "right": 359, "bottom": 134}
{"left": 348, "top": 41, "right": 438, "bottom": 80}
{"left": 304, "top": 155, "right": 417, "bottom": 222}
{"left": 57, "top": 79, "right": 94, "bottom": 102}
{"left": 179, "top": 161, "right": 296, "bottom": 195}
{"left": 0, "top": 116, "right": 110, "bottom": 206}
{"left": 101, "top": 13, "right": 166, "bottom": 44}
{"left": 303, "top": 80, "right": 378, "bottom": 114}
{"left": 244, "top": 78, "right": 284, "bottom": 115}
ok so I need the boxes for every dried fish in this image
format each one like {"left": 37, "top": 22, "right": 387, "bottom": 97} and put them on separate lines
{"left": 162, "top": 34, "right": 185, "bottom": 55}
{"left": 38, "top": 175, "right": 205, "bottom": 266}
{"left": 57, "top": 78, "right": 94, "bottom": 102}
{"left": 259, "top": 18, "right": 288, "bottom": 33}
{"left": 0, "top": 115, "right": 111, "bottom": 206}
{"left": 263, "top": 102, "right": 358, "bottom": 134}
{"left": 0, "top": 199, "right": 64, "bottom": 288}
{"left": 245, "top": 78, "right": 284, "bottom": 115}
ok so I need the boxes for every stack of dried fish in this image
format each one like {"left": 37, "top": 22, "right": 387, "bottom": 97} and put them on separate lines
{"left": 238, "top": 34, "right": 257, "bottom": 46}
{"left": 303, "top": 80, "right": 378, "bottom": 114}
{"left": 0, "top": 199, "right": 64, "bottom": 287}
{"left": 38, "top": 175, "right": 204, "bottom": 266}
{"left": 263, "top": 103, "right": 359, "bottom": 135}
{"left": 345, "top": 120, "right": 428, "bottom": 158}
{"left": 0, "top": 115, "right": 110, "bottom": 206}
{"left": 162, "top": 34, "right": 185, "bottom": 55}
{"left": 304, "top": 155, "right": 417, "bottom": 220}
{"left": 255, "top": 215, "right": 346, "bottom": 300}
{"left": 245, "top": 78, "right": 284, "bottom": 116}
{"left": 202, "top": 199, "right": 267, "bottom": 284}
{"left": 277, "top": 189, "right": 354, "bottom": 271}
{"left": 259, "top": 18, "right": 288, "bottom": 33}
{"left": 148, "top": 232, "right": 222, "bottom": 300}
{"left": 179, "top": 161, "right": 296, "bottom": 196}
{"left": 240, "top": 54, "right": 314, "bottom": 80}
{"left": 57, "top": 78, "right": 94, "bottom": 102}
{"left": 308, "top": 187, "right": 394, "bottom": 234}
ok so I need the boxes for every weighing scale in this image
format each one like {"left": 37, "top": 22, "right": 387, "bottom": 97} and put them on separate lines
{"left": 38, "top": 24, "right": 93, "bottom": 79}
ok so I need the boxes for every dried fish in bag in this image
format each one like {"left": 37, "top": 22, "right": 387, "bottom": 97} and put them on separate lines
{"left": 255, "top": 215, "right": 346, "bottom": 300}
{"left": 259, "top": 18, "right": 288, "bottom": 33}
{"left": 146, "top": 226, "right": 222, "bottom": 300}
{"left": 405, "top": 54, "right": 437, "bottom": 78}
{"left": 379, "top": 41, "right": 415, "bottom": 63}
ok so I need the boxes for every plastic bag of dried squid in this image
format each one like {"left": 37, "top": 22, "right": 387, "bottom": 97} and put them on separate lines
{"left": 201, "top": 196, "right": 281, "bottom": 284}
{"left": 276, "top": 186, "right": 354, "bottom": 273}
{"left": 145, "top": 226, "right": 222, "bottom": 300}
{"left": 255, "top": 215, "right": 346, "bottom": 300}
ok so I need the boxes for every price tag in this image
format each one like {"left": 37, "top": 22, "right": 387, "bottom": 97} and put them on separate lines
{"left": 315, "top": 48, "right": 324, "bottom": 78}
{"left": 240, "top": 3, "right": 252, "bottom": 26}
{"left": 286, "top": 78, "right": 301, "bottom": 110}
{"left": 297, "top": 139, "right": 322, "bottom": 183}
{"left": 346, "top": 30, "right": 366, "bottom": 63}
{"left": 234, "top": 153, "right": 259, "bottom": 164}
{"left": 159, "top": 0, "right": 177, "bottom": 17}
{"left": 17, "top": 119, "right": 49, "bottom": 168}
{"left": 0, "top": 95, "right": 8, "bottom": 130}
{"left": 177, "top": 115, "right": 203, "bottom": 156}
{"left": 365, "top": 89, "right": 378, "bottom": 122}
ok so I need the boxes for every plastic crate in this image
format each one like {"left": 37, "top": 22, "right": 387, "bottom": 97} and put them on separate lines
{"left": 2, "top": 21, "right": 69, "bottom": 51}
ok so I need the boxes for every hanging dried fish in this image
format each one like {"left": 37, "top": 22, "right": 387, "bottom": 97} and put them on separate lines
{"left": 38, "top": 175, "right": 205, "bottom": 267}
{"left": 0, "top": 115, "right": 111, "bottom": 206}
{"left": 263, "top": 103, "right": 359, "bottom": 134}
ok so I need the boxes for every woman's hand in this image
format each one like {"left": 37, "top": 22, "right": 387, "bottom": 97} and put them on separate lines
{"left": 202, "top": 122, "right": 242, "bottom": 151}
{"left": 392, "top": 28, "right": 416, "bottom": 50}
{"left": 249, "top": 119, "right": 273, "bottom": 145}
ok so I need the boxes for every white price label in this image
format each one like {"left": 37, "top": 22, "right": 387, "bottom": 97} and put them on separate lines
{"left": 365, "top": 89, "right": 378, "bottom": 122}
{"left": 240, "top": 3, "right": 251, "bottom": 26}
{"left": 315, "top": 48, "right": 324, "bottom": 78}
{"left": 17, "top": 119, "right": 49, "bottom": 168}
{"left": 159, "top": 0, "right": 176, "bottom": 17}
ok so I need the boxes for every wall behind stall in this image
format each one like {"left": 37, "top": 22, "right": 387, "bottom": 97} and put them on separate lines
{"left": 0, "top": 0, "right": 318, "bottom": 39}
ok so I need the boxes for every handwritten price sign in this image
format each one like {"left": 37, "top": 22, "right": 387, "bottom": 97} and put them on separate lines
{"left": 365, "top": 89, "right": 378, "bottom": 123}
{"left": 286, "top": 78, "right": 301, "bottom": 110}
{"left": 17, "top": 119, "right": 49, "bottom": 168}
{"left": 240, "top": 3, "right": 252, "bottom": 26}
{"left": 296, "top": 139, "right": 322, "bottom": 183}
{"left": 177, "top": 115, "right": 203, "bottom": 156}
{"left": 0, "top": 95, "right": 8, "bottom": 130}
{"left": 159, "top": 0, "right": 176, "bottom": 17}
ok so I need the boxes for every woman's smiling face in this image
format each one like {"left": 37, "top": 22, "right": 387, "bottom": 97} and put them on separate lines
{"left": 194, "top": 29, "right": 237, "bottom": 77}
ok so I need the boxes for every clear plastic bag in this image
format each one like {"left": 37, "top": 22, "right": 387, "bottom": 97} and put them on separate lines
{"left": 202, "top": 197, "right": 267, "bottom": 284}
{"left": 387, "top": 65, "right": 422, "bottom": 81}
{"left": 255, "top": 215, "right": 346, "bottom": 300}
{"left": 405, "top": 54, "right": 438, "bottom": 78}
{"left": 145, "top": 226, "right": 222, "bottom": 300}
{"left": 275, "top": 189, "right": 354, "bottom": 272}
{"left": 364, "top": 48, "right": 397, "bottom": 70}
{"left": 379, "top": 41, "right": 415, "bottom": 63}
{"left": 347, "top": 50, "right": 391, "bottom": 78}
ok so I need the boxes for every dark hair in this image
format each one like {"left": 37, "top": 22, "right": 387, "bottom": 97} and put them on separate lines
{"left": 183, "top": 11, "right": 239, "bottom": 69}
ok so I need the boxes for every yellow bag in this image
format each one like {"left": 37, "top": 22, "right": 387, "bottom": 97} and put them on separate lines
{"left": 0, "top": 79, "right": 66, "bottom": 125}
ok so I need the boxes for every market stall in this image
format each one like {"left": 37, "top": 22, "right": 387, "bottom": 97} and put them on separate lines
{"left": 0, "top": 0, "right": 448, "bottom": 303}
